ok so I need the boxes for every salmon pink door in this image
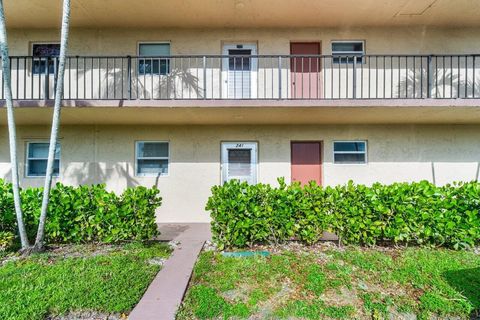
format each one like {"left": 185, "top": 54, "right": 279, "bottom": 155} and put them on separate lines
{"left": 291, "top": 142, "right": 322, "bottom": 186}
{"left": 290, "top": 42, "right": 321, "bottom": 99}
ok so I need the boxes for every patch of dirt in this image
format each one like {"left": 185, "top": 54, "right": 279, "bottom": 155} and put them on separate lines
{"left": 387, "top": 307, "right": 417, "bottom": 320}
{"left": 147, "top": 257, "right": 166, "bottom": 266}
{"left": 203, "top": 240, "right": 217, "bottom": 251}
{"left": 47, "top": 311, "right": 127, "bottom": 320}
{"left": 250, "top": 240, "right": 342, "bottom": 255}
{"left": 249, "top": 282, "right": 295, "bottom": 319}
{"left": 0, "top": 253, "right": 20, "bottom": 266}
{"left": 221, "top": 287, "right": 250, "bottom": 302}
{"left": 321, "top": 286, "right": 363, "bottom": 307}
{"left": 43, "top": 244, "right": 125, "bottom": 259}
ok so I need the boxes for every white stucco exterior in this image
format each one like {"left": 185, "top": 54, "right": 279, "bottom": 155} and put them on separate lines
{"left": 1, "top": 124, "right": 479, "bottom": 222}
{"left": 0, "top": 26, "right": 479, "bottom": 222}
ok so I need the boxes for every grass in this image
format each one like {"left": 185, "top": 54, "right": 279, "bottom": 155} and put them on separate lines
{"left": 177, "top": 246, "right": 480, "bottom": 319}
{"left": 0, "top": 242, "right": 171, "bottom": 320}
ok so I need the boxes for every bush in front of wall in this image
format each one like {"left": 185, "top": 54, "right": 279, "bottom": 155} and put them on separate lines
{"left": 206, "top": 178, "right": 480, "bottom": 250}
{"left": 0, "top": 179, "right": 161, "bottom": 247}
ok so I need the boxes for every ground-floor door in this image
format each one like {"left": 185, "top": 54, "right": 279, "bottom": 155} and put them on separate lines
{"left": 291, "top": 141, "right": 322, "bottom": 185}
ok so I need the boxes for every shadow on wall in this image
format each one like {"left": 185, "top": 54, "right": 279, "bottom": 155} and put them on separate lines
{"left": 399, "top": 67, "right": 480, "bottom": 99}
{"left": 443, "top": 267, "right": 480, "bottom": 319}
{"left": 67, "top": 162, "right": 143, "bottom": 188}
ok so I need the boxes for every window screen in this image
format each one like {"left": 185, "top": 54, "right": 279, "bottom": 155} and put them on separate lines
{"left": 227, "top": 149, "right": 252, "bottom": 177}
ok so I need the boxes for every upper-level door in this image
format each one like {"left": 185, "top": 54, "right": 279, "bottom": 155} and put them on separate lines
{"left": 290, "top": 42, "right": 321, "bottom": 99}
{"left": 222, "top": 44, "right": 257, "bottom": 99}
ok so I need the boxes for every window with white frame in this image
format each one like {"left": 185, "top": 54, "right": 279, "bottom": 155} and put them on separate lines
{"left": 32, "top": 43, "right": 60, "bottom": 74}
{"left": 332, "top": 41, "right": 364, "bottom": 64}
{"left": 136, "top": 141, "right": 169, "bottom": 176}
{"left": 26, "top": 142, "right": 60, "bottom": 177}
{"left": 333, "top": 141, "right": 367, "bottom": 164}
{"left": 138, "top": 43, "right": 170, "bottom": 75}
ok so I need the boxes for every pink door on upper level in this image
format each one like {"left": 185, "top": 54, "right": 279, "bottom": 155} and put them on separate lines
{"left": 290, "top": 42, "right": 321, "bottom": 99}
{"left": 291, "top": 141, "right": 322, "bottom": 186}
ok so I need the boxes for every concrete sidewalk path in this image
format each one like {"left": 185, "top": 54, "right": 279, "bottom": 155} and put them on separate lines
{"left": 129, "top": 223, "right": 212, "bottom": 320}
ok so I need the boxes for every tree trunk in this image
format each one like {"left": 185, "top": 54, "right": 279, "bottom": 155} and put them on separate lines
{"left": 0, "top": 0, "right": 30, "bottom": 249}
{"left": 33, "top": 0, "right": 71, "bottom": 252}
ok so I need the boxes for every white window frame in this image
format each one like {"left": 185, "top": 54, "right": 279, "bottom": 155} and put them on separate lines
{"left": 25, "top": 141, "right": 61, "bottom": 178}
{"left": 333, "top": 140, "right": 368, "bottom": 165}
{"left": 221, "top": 142, "right": 258, "bottom": 184}
{"left": 135, "top": 141, "right": 170, "bottom": 177}
{"left": 331, "top": 40, "right": 365, "bottom": 64}
{"left": 221, "top": 43, "right": 258, "bottom": 99}
{"left": 137, "top": 41, "right": 171, "bottom": 75}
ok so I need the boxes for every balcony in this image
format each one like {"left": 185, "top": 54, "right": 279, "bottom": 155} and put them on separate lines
{"left": 2, "top": 54, "right": 480, "bottom": 103}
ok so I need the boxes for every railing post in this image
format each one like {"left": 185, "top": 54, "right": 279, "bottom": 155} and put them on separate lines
{"left": 203, "top": 56, "right": 207, "bottom": 99}
{"left": 44, "top": 57, "right": 49, "bottom": 100}
{"left": 278, "top": 56, "right": 282, "bottom": 99}
{"left": 127, "top": 56, "right": 132, "bottom": 100}
{"left": 427, "top": 55, "right": 433, "bottom": 98}
{"left": 353, "top": 56, "right": 357, "bottom": 99}
{"left": 473, "top": 55, "right": 476, "bottom": 98}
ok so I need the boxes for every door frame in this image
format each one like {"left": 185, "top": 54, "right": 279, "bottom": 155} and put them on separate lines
{"left": 290, "top": 140, "right": 323, "bottom": 186}
{"left": 221, "top": 141, "right": 258, "bottom": 185}
{"left": 221, "top": 43, "right": 258, "bottom": 99}
{"left": 289, "top": 42, "right": 322, "bottom": 99}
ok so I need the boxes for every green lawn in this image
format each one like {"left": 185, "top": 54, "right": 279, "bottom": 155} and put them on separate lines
{"left": 0, "top": 242, "right": 171, "bottom": 320}
{"left": 178, "top": 246, "right": 480, "bottom": 320}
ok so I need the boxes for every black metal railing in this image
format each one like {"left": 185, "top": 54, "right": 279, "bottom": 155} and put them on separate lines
{"left": 1, "top": 54, "right": 480, "bottom": 100}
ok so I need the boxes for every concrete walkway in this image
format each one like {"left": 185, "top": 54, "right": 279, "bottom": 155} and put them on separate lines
{"left": 129, "top": 223, "right": 212, "bottom": 320}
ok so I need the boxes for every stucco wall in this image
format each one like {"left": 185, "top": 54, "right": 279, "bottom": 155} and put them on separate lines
{"left": 0, "top": 124, "right": 479, "bottom": 222}
{"left": 7, "top": 26, "right": 480, "bottom": 56}
{"left": 4, "top": 27, "right": 480, "bottom": 100}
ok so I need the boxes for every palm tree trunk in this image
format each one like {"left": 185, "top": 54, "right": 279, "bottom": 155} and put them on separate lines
{"left": 33, "top": 0, "right": 71, "bottom": 251}
{"left": 0, "top": 0, "right": 30, "bottom": 249}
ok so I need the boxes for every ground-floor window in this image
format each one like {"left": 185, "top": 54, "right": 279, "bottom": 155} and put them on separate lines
{"left": 333, "top": 141, "right": 367, "bottom": 164}
{"left": 26, "top": 142, "right": 60, "bottom": 177}
{"left": 135, "top": 141, "right": 169, "bottom": 176}
{"left": 221, "top": 142, "right": 257, "bottom": 184}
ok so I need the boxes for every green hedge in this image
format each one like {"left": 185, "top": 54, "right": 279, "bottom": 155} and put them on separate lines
{"left": 206, "top": 179, "right": 480, "bottom": 250}
{"left": 0, "top": 179, "right": 161, "bottom": 246}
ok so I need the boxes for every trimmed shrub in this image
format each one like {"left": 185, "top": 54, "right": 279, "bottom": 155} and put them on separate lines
{"left": 0, "top": 179, "right": 161, "bottom": 246}
{"left": 206, "top": 179, "right": 480, "bottom": 249}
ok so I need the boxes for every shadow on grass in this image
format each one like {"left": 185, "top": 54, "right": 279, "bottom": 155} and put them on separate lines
{"left": 443, "top": 267, "right": 480, "bottom": 319}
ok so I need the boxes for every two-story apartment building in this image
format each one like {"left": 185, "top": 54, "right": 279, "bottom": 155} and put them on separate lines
{"left": 1, "top": 0, "right": 480, "bottom": 222}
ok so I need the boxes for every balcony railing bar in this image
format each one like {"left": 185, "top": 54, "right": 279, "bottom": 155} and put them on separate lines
{"left": 1, "top": 54, "right": 480, "bottom": 100}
